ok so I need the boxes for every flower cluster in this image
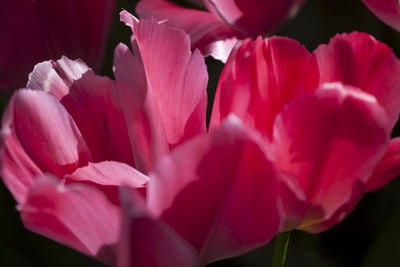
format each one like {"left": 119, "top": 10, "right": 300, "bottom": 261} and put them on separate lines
{"left": 1, "top": 0, "right": 400, "bottom": 266}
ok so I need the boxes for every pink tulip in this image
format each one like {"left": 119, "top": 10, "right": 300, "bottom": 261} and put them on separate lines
{"left": 0, "top": 0, "right": 117, "bottom": 89}
{"left": 1, "top": 15, "right": 208, "bottom": 264}
{"left": 362, "top": 0, "right": 400, "bottom": 31}
{"left": 211, "top": 32, "right": 400, "bottom": 232}
{"left": 117, "top": 117, "right": 283, "bottom": 266}
{"left": 136, "top": 0, "right": 305, "bottom": 62}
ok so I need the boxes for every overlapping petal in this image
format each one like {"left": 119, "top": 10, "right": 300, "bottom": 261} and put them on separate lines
{"left": 0, "top": 0, "right": 116, "bottom": 89}
{"left": 20, "top": 175, "right": 120, "bottom": 265}
{"left": 149, "top": 117, "right": 283, "bottom": 264}
{"left": 114, "top": 15, "right": 208, "bottom": 173}
{"left": 362, "top": 0, "right": 400, "bottom": 31}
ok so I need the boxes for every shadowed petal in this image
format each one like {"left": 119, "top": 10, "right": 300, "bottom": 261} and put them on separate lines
{"left": 315, "top": 32, "right": 400, "bottom": 127}
{"left": 367, "top": 137, "right": 400, "bottom": 192}
{"left": 117, "top": 188, "right": 197, "bottom": 267}
{"left": 271, "top": 83, "right": 390, "bottom": 231}
{"left": 149, "top": 117, "right": 283, "bottom": 264}
{"left": 362, "top": 0, "right": 400, "bottom": 31}
{"left": 12, "top": 89, "right": 91, "bottom": 177}
{"left": 20, "top": 175, "right": 120, "bottom": 265}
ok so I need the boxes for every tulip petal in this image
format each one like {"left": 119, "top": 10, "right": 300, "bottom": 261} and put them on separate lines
{"left": 0, "top": 0, "right": 116, "bottom": 89}
{"left": 205, "top": 0, "right": 305, "bottom": 37}
{"left": 114, "top": 43, "right": 168, "bottom": 174}
{"left": 362, "top": 0, "right": 400, "bottom": 31}
{"left": 127, "top": 16, "right": 208, "bottom": 145}
{"left": 65, "top": 161, "right": 149, "bottom": 205}
{"left": 149, "top": 117, "right": 283, "bottom": 264}
{"left": 118, "top": 188, "right": 197, "bottom": 267}
{"left": 210, "top": 37, "right": 319, "bottom": 139}
{"left": 27, "top": 57, "right": 90, "bottom": 100}
{"left": 20, "top": 175, "right": 120, "bottom": 265}
{"left": 315, "top": 32, "right": 400, "bottom": 127}
{"left": 1, "top": 100, "right": 42, "bottom": 203}
{"left": 366, "top": 137, "right": 400, "bottom": 192}
{"left": 12, "top": 89, "right": 91, "bottom": 177}
{"left": 271, "top": 83, "right": 390, "bottom": 231}
{"left": 136, "top": 0, "right": 240, "bottom": 62}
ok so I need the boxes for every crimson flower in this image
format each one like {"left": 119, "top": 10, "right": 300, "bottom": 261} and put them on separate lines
{"left": 362, "top": 0, "right": 400, "bottom": 31}
{"left": 136, "top": 0, "right": 305, "bottom": 62}
{"left": 210, "top": 32, "right": 400, "bottom": 232}
{"left": 0, "top": 0, "right": 117, "bottom": 90}
{"left": 1, "top": 13, "right": 284, "bottom": 266}
{"left": 1, "top": 14, "right": 207, "bottom": 264}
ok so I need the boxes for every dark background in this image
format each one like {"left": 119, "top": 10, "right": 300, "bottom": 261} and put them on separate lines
{"left": 1, "top": 0, "right": 400, "bottom": 266}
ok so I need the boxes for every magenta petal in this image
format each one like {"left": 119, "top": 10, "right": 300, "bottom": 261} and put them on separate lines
{"left": 114, "top": 43, "right": 168, "bottom": 174}
{"left": 20, "top": 175, "right": 120, "bottom": 265}
{"left": 136, "top": 0, "right": 239, "bottom": 62}
{"left": 149, "top": 117, "right": 283, "bottom": 264}
{"left": 210, "top": 37, "right": 319, "bottom": 139}
{"left": 205, "top": 0, "right": 305, "bottom": 37}
{"left": 65, "top": 161, "right": 149, "bottom": 205}
{"left": 315, "top": 32, "right": 400, "bottom": 127}
{"left": 1, "top": 100, "right": 42, "bottom": 203}
{"left": 27, "top": 57, "right": 90, "bottom": 100}
{"left": 362, "top": 0, "right": 400, "bottom": 31}
{"left": 118, "top": 188, "right": 197, "bottom": 267}
{"left": 271, "top": 83, "right": 390, "bottom": 230}
{"left": 60, "top": 71, "right": 134, "bottom": 165}
{"left": 0, "top": 0, "right": 116, "bottom": 89}
{"left": 12, "top": 89, "right": 91, "bottom": 177}
{"left": 129, "top": 17, "right": 208, "bottom": 145}
{"left": 366, "top": 137, "right": 400, "bottom": 192}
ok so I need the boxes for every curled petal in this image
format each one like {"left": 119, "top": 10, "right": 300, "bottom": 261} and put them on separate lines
{"left": 12, "top": 89, "right": 91, "bottom": 177}
{"left": 366, "top": 137, "right": 400, "bottom": 192}
{"left": 362, "top": 0, "right": 400, "bottom": 31}
{"left": 149, "top": 117, "right": 283, "bottom": 264}
{"left": 315, "top": 32, "right": 400, "bottom": 127}
{"left": 20, "top": 175, "right": 120, "bottom": 265}
{"left": 136, "top": 0, "right": 239, "bottom": 62}
{"left": 117, "top": 188, "right": 197, "bottom": 267}
{"left": 271, "top": 83, "right": 390, "bottom": 231}
{"left": 65, "top": 161, "right": 149, "bottom": 205}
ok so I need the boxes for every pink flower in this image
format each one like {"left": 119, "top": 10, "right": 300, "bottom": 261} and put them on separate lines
{"left": 117, "top": 116, "right": 283, "bottom": 266}
{"left": 210, "top": 32, "right": 400, "bottom": 232}
{"left": 362, "top": 0, "right": 400, "bottom": 31}
{"left": 1, "top": 15, "right": 208, "bottom": 264}
{"left": 0, "top": 0, "right": 117, "bottom": 90}
{"left": 136, "top": 0, "right": 305, "bottom": 62}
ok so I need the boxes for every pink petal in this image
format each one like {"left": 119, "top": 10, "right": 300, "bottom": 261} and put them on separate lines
{"left": 210, "top": 37, "right": 319, "bottom": 139}
{"left": 0, "top": 0, "right": 116, "bottom": 89}
{"left": 27, "top": 57, "right": 90, "bottom": 100}
{"left": 28, "top": 56, "right": 134, "bottom": 165}
{"left": 136, "top": 0, "right": 240, "bottom": 62}
{"left": 366, "top": 137, "right": 400, "bottom": 192}
{"left": 20, "top": 175, "right": 120, "bottom": 265}
{"left": 362, "top": 0, "right": 400, "bottom": 31}
{"left": 12, "top": 89, "right": 91, "bottom": 177}
{"left": 149, "top": 117, "right": 283, "bottom": 264}
{"left": 60, "top": 71, "right": 134, "bottom": 166}
{"left": 114, "top": 18, "right": 208, "bottom": 172}
{"left": 1, "top": 100, "right": 42, "bottom": 204}
{"left": 204, "top": 0, "right": 305, "bottom": 37}
{"left": 270, "top": 83, "right": 390, "bottom": 231}
{"left": 117, "top": 188, "right": 197, "bottom": 267}
{"left": 315, "top": 32, "right": 400, "bottom": 127}
{"left": 65, "top": 161, "right": 149, "bottom": 205}
{"left": 114, "top": 43, "right": 168, "bottom": 174}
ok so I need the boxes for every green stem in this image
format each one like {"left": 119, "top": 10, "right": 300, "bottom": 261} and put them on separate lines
{"left": 271, "top": 231, "right": 291, "bottom": 267}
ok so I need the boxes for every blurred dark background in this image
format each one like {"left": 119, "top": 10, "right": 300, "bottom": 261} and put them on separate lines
{"left": 1, "top": 0, "right": 400, "bottom": 266}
